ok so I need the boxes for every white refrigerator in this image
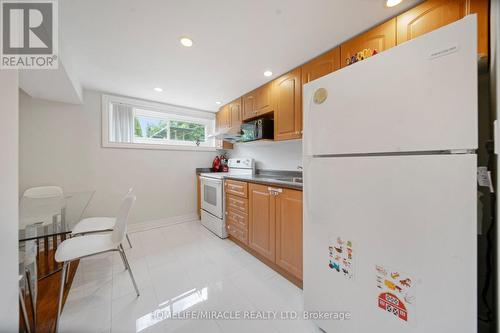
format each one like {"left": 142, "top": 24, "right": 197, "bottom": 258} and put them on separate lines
{"left": 303, "top": 15, "right": 478, "bottom": 333}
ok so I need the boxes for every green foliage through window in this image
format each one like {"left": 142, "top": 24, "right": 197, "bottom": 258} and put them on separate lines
{"left": 134, "top": 115, "right": 205, "bottom": 143}
{"left": 169, "top": 121, "right": 205, "bottom": 142}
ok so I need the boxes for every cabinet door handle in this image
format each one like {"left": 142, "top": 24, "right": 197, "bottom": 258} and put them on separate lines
{"left": 268, "top": 187, "right": 282, "bottom": 196}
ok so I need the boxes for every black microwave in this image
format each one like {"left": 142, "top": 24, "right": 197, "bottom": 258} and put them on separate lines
{"left": 239, "top": 118, "right": 274, "bottom": 142}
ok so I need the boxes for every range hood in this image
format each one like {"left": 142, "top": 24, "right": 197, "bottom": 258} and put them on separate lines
{"left": 208, "top": 126, "right": 242, "bottom": 143}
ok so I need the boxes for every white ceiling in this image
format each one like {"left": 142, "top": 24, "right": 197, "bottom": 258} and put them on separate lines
{"left": 60, "top": 0, "right": 421, "bottom": 112}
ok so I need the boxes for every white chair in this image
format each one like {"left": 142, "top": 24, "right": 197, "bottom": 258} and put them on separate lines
{"left": 54, "top": 194, "right": 139, "bottom": 333}
{"left": 23, "top": 186, "right": 63, "bottom": 198}
{"left": 71, "top": 188, "right": 134, "bottom": 248}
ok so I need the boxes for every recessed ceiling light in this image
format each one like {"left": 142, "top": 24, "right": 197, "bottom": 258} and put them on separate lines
{"left": 154, "top": 87, "right": 163, "bottom": 92}
{"left": 264, "top": 70, "right": 273, "bottom": 77}
{"left": 215, "top": 101, "right": 221, "bottom": 105}
{"left": 386, "top": 0, "right": 403, "bottom": 7}
{"left": 180, "top": 37, "right": 193, "bottom": 47}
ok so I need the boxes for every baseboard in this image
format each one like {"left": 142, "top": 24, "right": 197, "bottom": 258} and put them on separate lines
{"left": 127, "top": 213, "right": 200, "bottom": 233}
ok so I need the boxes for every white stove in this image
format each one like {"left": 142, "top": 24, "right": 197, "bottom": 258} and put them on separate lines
{"left": 199, "top": 158, "right": 254, "bottom": 238}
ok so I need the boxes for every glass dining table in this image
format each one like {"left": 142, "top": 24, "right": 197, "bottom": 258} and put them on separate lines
{"left": 18, "top": 191, "right": 95, "bottom": 280}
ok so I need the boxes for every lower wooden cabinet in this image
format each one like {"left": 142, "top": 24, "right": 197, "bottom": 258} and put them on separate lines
{"left": 226, "top": 207, "right": 248, "bottom": 245}
{"left": 275, "top": 188, "right": 303, "bottom": 281}
{"left": 248, "top": 183, "right": 276, "bottom": 262}
{"left": 227, "top": 182, "right": 304, "bottom": 286}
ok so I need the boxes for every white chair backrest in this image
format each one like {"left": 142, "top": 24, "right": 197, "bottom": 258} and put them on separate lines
{"left": 111, "top": 194, "right": 136, "bottom": 245}
{"left": 23, "top": 186, "right": 63, "bottom": 199}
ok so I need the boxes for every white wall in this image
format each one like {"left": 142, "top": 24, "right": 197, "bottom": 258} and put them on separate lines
{"left": 19, "top": 90, "right": 217, "bottom": 224}
{"left": 229, "top": 140, "right": 302, "bottom": 171}
{"left": 0, "top": 70, "right": 19, "bottom": 331}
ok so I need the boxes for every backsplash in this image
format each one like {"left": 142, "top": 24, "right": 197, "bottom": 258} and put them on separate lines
{"left": 228, "top": 139, "right": 302, "bottom": 171}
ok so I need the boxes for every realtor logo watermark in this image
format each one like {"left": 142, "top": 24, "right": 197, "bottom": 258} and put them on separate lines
{"left": 1, "top": 0, "right": 58, "bottom": 69}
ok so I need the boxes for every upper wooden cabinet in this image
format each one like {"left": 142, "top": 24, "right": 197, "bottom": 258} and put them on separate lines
{"left": 340, "top": 18, "right": 396, "bottom": 68}
{"left": 242, "top": 91, "right": 256, "bottom": 120}
{"left": 248, "top": 183, "right": 276, "bottom": 262}
{"left": 396, "top": 0, "right": 489, "bottom": 58}
{"left": 243, "top": 82, "right": 274, "bottom": 120}
{"left": 229, "top": 98, "right": 242, "bottom": 130}
{"left": 255, "top": 81, "right": 274, "bottom": 116}
{"left": 273, "top": 68, "right": 302, "bottom": 141}
{"left": 301, "top": 47, "right": 341, "bottom": 85}
{"left": 220, "top": 104, "right": 231, "bottom": 129}
{"left": 275, "top": 188, "right": 303, "bottom": 281}
{"left": 215, "top": 105, "right": 233, "bottom": 149}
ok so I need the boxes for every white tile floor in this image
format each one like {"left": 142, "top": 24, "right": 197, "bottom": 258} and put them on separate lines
{"left": 60, "top": 220, "right": 322, "bottom": 333}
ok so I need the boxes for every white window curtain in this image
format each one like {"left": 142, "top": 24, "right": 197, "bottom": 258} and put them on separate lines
{"left": 110, "top": 103, "right": 134, "bottom": 143}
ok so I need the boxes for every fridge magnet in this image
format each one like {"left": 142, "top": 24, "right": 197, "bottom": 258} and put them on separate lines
{"left": 375, "top": 265, "right": 416, "bottom": 325}
{"left": 328, "top": 236, "right": 355, "bottom": 280}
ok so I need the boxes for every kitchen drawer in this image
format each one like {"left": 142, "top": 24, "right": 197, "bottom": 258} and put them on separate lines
{"left": 226, "top": 208, "right": 248, "bottom": 244}
{"left": 226, "top": 194, "right": 248, "bottom": 214}
{"left": 226, "top": 208, "right": 248, "bottom": 230}
{"left": 227, "top": 221, "right": 248, "bottom": 244}
{"left": 225, "top": 180, "right": 248, "bottom": 198}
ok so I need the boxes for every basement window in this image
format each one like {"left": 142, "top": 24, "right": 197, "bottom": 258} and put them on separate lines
{"left": 102, "top": 94, "right": 215, "bottom": 151}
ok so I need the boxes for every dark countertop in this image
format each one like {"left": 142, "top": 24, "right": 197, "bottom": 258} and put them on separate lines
{"left": 196, "top": 168, "right": 303, "bottom": 190}
{"left": 196, "top": 167, "right": 212, "bottom": 174}
{"left": 225, "top": 170, "right": 303, "bottom": 191}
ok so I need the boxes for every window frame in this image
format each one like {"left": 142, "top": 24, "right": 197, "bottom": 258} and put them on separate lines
{"left": 102, "top": 94, "right": 216, "bottom": 151}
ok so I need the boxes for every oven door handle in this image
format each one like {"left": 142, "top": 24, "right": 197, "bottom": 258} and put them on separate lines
{"left": 200, "top": 176, "right": 223, "bottom": 184}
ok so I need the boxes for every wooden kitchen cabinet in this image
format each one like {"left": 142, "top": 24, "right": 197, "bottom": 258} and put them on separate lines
{"left": 255, "top": 81, "right": 274, "bottom": 116}
{"left": 275, "top": 188, "right": 303, "bottom": 280}
{"left": 273, "top": 67, "right": 302, "bottom": 141}
{"left": 215, "top": 105, "right": 233, "bottom": 150}
{"left": 226, "top": 207, "right": 248, "bottom": 244}
{"left": 218, "top": 104, "right": 231, "bottom": 129}
{"left": 340, "top": 18, "right": 396, "bottom": 68}
{"left": 242, "top": 82, "right": 274, "bottom": 120}
{"left": 242, "top": 91, "right": 256, "bottom": 120}
{"left": 229, "top": 98, "right": 242, "bottom": 131}
{"left": 225, "top": 188, "right": 249, "bottom": 245}
{"left": 225, "top": 179, "right": 248, "bottom": 198}
{"left": 301, "top": 47, "right": 341, "bottom": 85}
{"left": 248, "top": 183, "right": 276, "bottom": 262}
{"left": 226, "top": 180, "right": 303, "bottom": 286}
{"left": 396, "top": 0, "right": 489, "bottom": 58}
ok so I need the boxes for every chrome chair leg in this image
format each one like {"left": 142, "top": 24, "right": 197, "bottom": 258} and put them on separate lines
{"left": 119, "top": 245, "right": 139, "bottom": 296}
{"left": 55, "top": 262, "right": 68, "bottom": 333}
{"left": 19, "top": 286, "right": 32, "bottom": 333}
{"left": 126, "top": 233, "right": 133, "bottom": 248}
{"left": 118, "top": 247, "right": 128, "bottom": 270}
{"left": 24, "top": 269, "right": 36, "bottom": 327}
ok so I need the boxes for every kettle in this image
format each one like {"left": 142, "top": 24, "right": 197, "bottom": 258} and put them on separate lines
{"left": 212, "top": 155, "right": 221, "bottom": 172}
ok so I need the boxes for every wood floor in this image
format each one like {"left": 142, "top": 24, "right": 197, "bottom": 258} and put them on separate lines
{"left": 21, "top": 249, "right": 79, "bottom": 333}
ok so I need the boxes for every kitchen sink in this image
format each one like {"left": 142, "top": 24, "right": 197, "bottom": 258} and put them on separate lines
{"left": 271, "top": 177, "right": 303, "bottom": 184}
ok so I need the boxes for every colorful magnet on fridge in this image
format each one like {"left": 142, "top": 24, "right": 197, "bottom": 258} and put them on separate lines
{"left": 400, "top": 278, "right": 412, "bottom": 288}
{"left": 332, "top": 262, "right": 340, "bottom": 272}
